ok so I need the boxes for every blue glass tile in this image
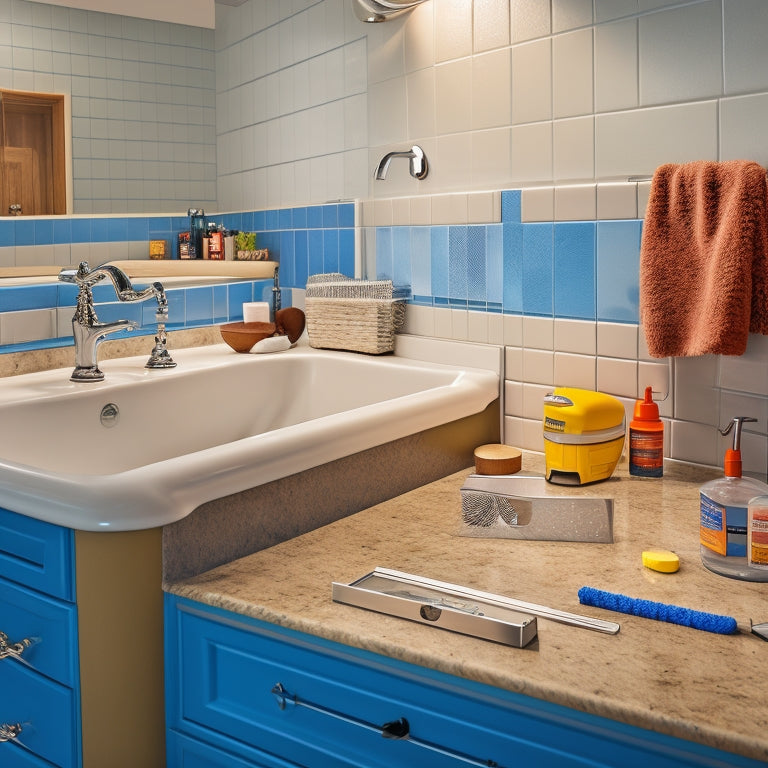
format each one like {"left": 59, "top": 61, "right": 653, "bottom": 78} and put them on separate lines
{"left": 0, "top": 284, "right": 58, "bottom": 312}
{"left": 294, "top": 230, "right": 309, "bottom": 288}
{"left": 256, "top": 281, "right": 274, "bottom": 304}
{"left": 307, "top": 205, "right": 323, "bottom": 229}
{"left": 501, "top": 190, "right": 522, "bottom": 224}
{"left": 448, "top": 298, "right": 468, "bottom": 308}
{"left": 554, "top": 222, "right": 596, "bottom": 320}
{"left": 280, "top": 230, "right": 295, "bottom": 286}
{"left": 486, "top": 224, "right": 503, "bottom": 306}
{"left": 522, "top": 223, "right": 553, "bottom": 316}
{"left": 0, "top": 219, "right": 14, "bottom": 245}
{"left": 293, "top": 207, "right": 308, "bottom": 229}
{"left": 149, "top": 217, "right": 171, "bottom": 236}
{"left": 597, "top": 220, "right": 642, "bottom": 323}
{"left": 224, "top": 213, "right": 243, "bottom": 232}
{"left": 212, "top": 285, "right": 228, "bottom": 324}
{"left": 182, "top": 286, "right": 214, "bottom": 325}
{"left": 107, "top": 217, "right": 128, "bottom": 242}
{"left": 131, "top": 218, "right": 150, "bottom": 241}
{"left": 376, "top": 227, "right": 393, "bottom": 281}
{"left": 487, "top": 302, "right": 503, "bottom": 314}
{"left": 57, "top": 283, "right": 79, "bottom": 307}
{"left": 393, "top": 227, "right": 411, "bottom": 287}
{"left": 228, "top": 282, "right": 255, "bottom": 318}
{"left": 434, "top": 296, "right": 450, "bottom": 307}
{"left": 33, "top": 219, "right": 53, "bottom": 245}
{"left": 278, "top": 208, "right": 293, "bottom": 230}
{"left": 338, "top": 203, "right": 355, "bottom": 228}
{"left": 91, "top": 218, "right": 108, "bottom": 242}
{"left": 70, "top": 218, "right": 91, "bottom": 242}
{"left": 53, "top": 218, "right": 72, "bottom": 245}
{"left": 448, "top": 226, "right": 468, "bottom": 300}
{"left": 322, "top": 204, "right": 338, "bottom": 228}
{"left": 265, "top": 209, "right": 279, "bottom": 231}
{"left": 323, "top": 228, "right": 339, "bottom": 273}
{"left": 411, "top": 295, "right": 433, "bottom": 306}
{"left": 430, "top": 226, "right": 449, "bottom": 299}
{"left": 339, "top": 228, "right": 355, "bottom": 277}
{"left": 410, "top": 227, "right": 431, "bottom": 297}
{"left": 308, "top": 229, "right": 324, "bottom": 276}
{"left": 164, "top": 290, "right": 186, "bottom": 328}
{"left": 467, "top": 226, "right": 486, "bottom": 302}
{"left": 260, "top": 232, "right": 279, "bottom": 258}
{"left": 15, "top": 220, "right": 35, "bottom": 246}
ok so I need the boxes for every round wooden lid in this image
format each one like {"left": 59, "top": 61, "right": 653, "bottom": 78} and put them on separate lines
{"left": 473, "top": 444, "right": 522, "bottom": 475}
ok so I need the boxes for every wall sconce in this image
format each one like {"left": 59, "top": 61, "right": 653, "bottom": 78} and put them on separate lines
{"left": 353, "top": 0, "right": 430, "bottom": 24}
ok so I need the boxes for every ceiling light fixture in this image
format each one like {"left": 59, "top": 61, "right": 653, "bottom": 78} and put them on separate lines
{"left": 353, "top": 0, "right": 430, "bottom": 24}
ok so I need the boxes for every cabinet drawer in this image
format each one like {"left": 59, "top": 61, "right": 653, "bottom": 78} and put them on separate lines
{"left": 0, "top": 509, "right": 74, "bottom": 602}
{"left": 167, "top": 729, "right": 301, "bottom": 768}
{"left": 0, "top": 577, "right": 78, "bottom": 687}
{"left": 0, "top": 656, "right": 78, "bottom": 768}
{"left": 167, "top": 597, "right": 764, "bottom": 768}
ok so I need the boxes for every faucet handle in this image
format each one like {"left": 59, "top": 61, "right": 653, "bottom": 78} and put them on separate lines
{"left": 59, "top": 261, "right": 103, "bottom": 289}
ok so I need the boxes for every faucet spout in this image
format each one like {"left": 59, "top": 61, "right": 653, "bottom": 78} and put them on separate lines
{"left": 70, "top": 318, "right": 139, "bottom": 382}
{"left": 59, "top": 261, "right": 175, "bottom": 382}
{"left": 374, "top": 145, "right": 428, "bottom": 180}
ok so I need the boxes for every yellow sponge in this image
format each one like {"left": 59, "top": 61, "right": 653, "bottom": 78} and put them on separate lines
{"left": 642, "top": 549, "right": 680, "bottom": 573}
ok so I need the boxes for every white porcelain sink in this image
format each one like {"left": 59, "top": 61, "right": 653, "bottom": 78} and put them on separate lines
{"left": 0, "top": 338, "right": 499, "bottom": 531}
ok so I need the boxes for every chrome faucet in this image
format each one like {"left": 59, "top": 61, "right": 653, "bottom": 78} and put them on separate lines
{"left": 374, "top": 145, "right": 429, "bottom": 180}
{"left": 59, "top": 261, "right": 176, "bottom": 382}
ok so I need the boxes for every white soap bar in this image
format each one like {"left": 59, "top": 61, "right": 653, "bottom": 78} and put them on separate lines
{"left": 252, "top": 335, "right": 291, "bottom": 354}
{"left": 243, "top": 301, "right": 270, "bottom": 323}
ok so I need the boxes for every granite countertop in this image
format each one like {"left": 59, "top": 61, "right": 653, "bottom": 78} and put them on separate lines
{"left": 167, "top": 453, "right": 768, "bottom": 763}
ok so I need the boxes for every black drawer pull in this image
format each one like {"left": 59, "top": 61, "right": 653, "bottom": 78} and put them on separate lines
{"left": 382, "top": 717, "right": 410, "bottom": 739}
{"left": 270, "top": 682, "right": 503, "bottom": 766}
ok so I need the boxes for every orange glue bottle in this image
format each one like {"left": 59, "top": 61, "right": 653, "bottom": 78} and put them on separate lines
{"left": 629, "top": 387, "right": 663, "bottom": 477}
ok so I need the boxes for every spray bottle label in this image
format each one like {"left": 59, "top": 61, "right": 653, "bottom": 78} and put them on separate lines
{"left": 747, "top": 499, "right": 768, "bottom": 569}
{"left": 700, "top": 495, "right": 747, "bottom": 556}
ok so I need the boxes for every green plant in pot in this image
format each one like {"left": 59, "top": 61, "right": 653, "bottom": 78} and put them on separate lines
{"left": 234, "top": 231, "right": 268, "bottom": 261}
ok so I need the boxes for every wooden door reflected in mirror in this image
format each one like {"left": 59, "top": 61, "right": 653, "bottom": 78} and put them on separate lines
{"left": 0, "top": 90, "right": 66, "bottom": 216}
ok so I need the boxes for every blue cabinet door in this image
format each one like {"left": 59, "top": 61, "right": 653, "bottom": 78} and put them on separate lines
{"left": 0, "top": 578, "right": 78, "bottom": 686}
{"left": 0, "top": 659, "right": 78, "bottom": 768}
{"left": 0, "top": 509, "right": 74, "bottom": 601}
{"left": 166, "top": 595, "right": 765, "bottom": 768}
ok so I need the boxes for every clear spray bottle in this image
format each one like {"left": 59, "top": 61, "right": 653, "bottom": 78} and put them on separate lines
{"left": 700, "top": 416, "right": 768, "bottom": 581}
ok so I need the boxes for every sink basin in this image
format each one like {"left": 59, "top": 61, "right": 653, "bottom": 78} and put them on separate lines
{"left": 0, "top": 338, "right": 499, "bottom": 531}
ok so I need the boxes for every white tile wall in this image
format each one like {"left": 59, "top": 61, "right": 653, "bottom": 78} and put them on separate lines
{"left": 210, "top": 0, "right": 768, "bottom": 475}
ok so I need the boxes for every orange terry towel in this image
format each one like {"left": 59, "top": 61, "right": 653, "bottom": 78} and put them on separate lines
{"left": 640, "top": 160, "right": 768, "bottom": 357}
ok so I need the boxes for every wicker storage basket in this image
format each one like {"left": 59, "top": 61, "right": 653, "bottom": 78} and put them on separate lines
{"left": 305, "top": 274, "right": 407, "bottom": 354}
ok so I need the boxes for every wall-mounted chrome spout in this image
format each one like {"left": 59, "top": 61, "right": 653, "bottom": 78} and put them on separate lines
{"left": 353, "top": 0, "right": 430, "bottom": 23}
{"left": 375, "top": 145, "right": 429, "bottom": 181}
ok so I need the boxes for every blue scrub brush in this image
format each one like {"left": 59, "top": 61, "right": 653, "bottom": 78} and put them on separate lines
{"left": 578, "top": 586, "right": 738, "bottom": 635}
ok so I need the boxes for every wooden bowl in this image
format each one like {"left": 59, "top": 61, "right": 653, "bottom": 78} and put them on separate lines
{"left": 220, "top": 321, "right": 275, "bottom": 353}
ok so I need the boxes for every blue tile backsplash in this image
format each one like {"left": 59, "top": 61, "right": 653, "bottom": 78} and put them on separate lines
{"left": 371, "top": 190, "right": 642, "bottom": 324}
{"left": 0, "top": 192, "right": 644, "bottom": 352}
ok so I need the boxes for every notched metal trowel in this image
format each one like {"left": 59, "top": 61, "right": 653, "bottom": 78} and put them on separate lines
{"left": 460, "top": 474, "right": 614, "bottom": 543}
{"left": 750, "top": 620, "right": 768, "bottom": 641}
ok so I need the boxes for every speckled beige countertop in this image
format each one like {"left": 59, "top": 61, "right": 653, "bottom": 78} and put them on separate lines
{"left": 167, "top": 452, "right": 768, "bottom": 763}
